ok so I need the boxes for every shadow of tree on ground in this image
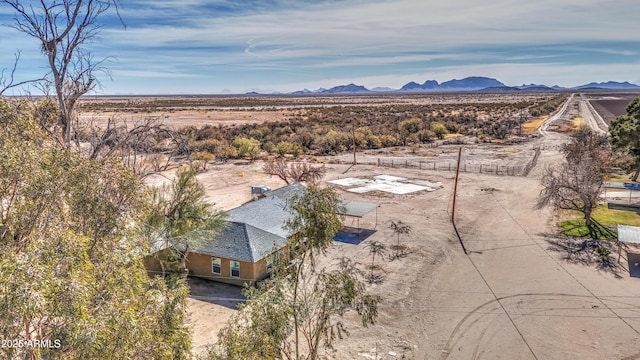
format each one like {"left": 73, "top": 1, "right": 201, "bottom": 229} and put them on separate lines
{"left": 388, "top": 244, "right": 413, "bottom": 261}
{"left": 545, "top": 237, "right": 625, "bottom": 279}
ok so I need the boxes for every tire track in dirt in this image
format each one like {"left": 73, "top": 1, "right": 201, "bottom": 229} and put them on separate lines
{"left": 439, "top": 163, "right": 640, "bottom": 360}
{"left": 440, "top": 292, "right": 613, "bottom": 360}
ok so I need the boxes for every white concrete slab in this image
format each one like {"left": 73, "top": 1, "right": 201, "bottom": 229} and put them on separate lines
{"left": 368, "top": 182, "right": 429, "bottom": 194}
{"left": 328, "top": 178, "right": 371, "bottom": 186}
{"left": 411, "top": 180, "right": 444, "bottom": 189}
{"left": 374, "top": 175, "right": 407, "bottom": 182}
{"left": 334, "top": 174, "right": 437, "bottom": 195}
{"left": 347, "top": 186, "right": 373, "bottom": 193}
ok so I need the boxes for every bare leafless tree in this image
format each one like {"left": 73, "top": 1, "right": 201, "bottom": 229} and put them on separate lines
{"left": 79, "top": 116, "right": 188, "bottom": 177}
{"left": 536, "top": 128, "right": 613, "bottom": 239}
{"left": 263, "top": 158, "right": 326, "bottom": 184}
{"left": 0, "top": 51, "right": 47, "bottom": 95}
{"left": 3, "top": 0, "right": 123, "bottom": 147}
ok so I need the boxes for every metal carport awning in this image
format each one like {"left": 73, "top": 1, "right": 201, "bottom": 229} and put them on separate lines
{"left": 338, "top": 200, "right": 379, "bottom": 230}
{"left": 618, "top": 225, "right": 640, "bottom": 245}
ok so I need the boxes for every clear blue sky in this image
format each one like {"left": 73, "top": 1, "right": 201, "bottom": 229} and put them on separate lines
{"left": 1, "top": 0, "right": 639, "bottom": 95}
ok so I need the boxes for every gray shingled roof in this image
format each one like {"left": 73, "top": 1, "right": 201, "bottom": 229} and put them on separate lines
{"left": 190, "top": 182, "right": 378, "bottom": 262}
{"left": 191, "top": 221, "right": 288, "bottom": 262}
{"left": 191, "top": 183, "right": 306, "bottom": 262}
{"left": 227, "top": 194, "right": 294, "bottom": 238}
{"left": 265, "top": 182, "right": 306, "bottom": 202}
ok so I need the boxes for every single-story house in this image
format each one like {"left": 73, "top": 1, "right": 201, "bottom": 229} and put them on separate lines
{"left": 144, "top": 183, "right": 304, "bottom": 286}
{"left": 145, "top": 182, "right": 379, "bottom": 286}
{"left": 185, "top": 183, "right": 303, "bottom": 286}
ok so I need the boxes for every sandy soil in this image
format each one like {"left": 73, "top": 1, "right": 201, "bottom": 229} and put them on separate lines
{"left": 77, "top": 109, "right": 294, "bottom": 128}
{"left": 186, "top": 278, "right": 245, "bottom": 355}
{"left": 76, "top": 92, "right": 561, "bottom": 129}
{"left": 156, "top": 95, "right": 640, "bottom": 359}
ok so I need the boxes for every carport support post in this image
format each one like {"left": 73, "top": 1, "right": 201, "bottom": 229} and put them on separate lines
{"left": 375, "top": 206, "right": 378, "bottom": 229}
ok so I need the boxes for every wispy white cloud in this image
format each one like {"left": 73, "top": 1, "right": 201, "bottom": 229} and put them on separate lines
{"left": 2, "top": 0, "right": 640, "bottom": 93}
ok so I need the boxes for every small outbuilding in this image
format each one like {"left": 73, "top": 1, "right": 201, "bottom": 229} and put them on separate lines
{"left": 616, "top": 225, "right": 640, "bottom": 278}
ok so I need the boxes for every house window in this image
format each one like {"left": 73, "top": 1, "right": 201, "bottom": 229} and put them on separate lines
{"left": 230, "top": 261, "right": 240, "bottom": 278}
{"left": 266, "top": 252, "right": 279, "bottom": 270}
{"left": 212, "top": 258, "right": 221, "bottom": 274}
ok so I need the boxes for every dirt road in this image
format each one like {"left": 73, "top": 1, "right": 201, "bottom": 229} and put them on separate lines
{"left": 537, "top": 94, "right": 574, "bottom": 137}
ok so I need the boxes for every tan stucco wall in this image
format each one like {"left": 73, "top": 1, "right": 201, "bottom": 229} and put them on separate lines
{"left": 186, "top": 252, "right": 262, "bottom": 286}
{"left": 144, "top": 249, "right": 289, "bottom": 285}
{"left": 143, "top": 255, "right": 163, "bottom": 276}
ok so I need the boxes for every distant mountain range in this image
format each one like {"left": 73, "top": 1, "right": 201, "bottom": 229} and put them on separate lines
{"left": 267, "top": 77, "right": 640, "bottom": 95}
{"left": 291, "top": 83, "right": 369, "bottom": 95}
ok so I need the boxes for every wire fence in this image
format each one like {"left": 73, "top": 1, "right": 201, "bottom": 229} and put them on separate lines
{"left": 328, "top": 145, "right": 543, "bottom": 177}
{"left": 375, "top": 158, "right": 525, "bottom": 176}
{"left": 522, "top": 146, "right": 541, "bottom": 177}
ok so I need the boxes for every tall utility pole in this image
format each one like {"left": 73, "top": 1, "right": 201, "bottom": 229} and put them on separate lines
{"left": 451, "top": 147, "right": 462, "bottom": 222}
{"left": 451, "top": 147, "right": 467, "bottom": 254}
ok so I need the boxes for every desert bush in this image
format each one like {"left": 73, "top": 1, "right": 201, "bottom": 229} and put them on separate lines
{"left": 215, "top": 143, "right": 238, "bottom": 161}
{"left": 430, "top": 121, "right": 448, "bottom": 139}
{"left": 379, "top": 134, "right": 398, "bottom": 147}
{"left": 417, "top": 129, "right": 435, "bottom": 142}
{"left": 398, "top": 117, "right": 423, "bottom": 145}
{"left": 191, "top": 138, "right": 225, "bottom": 153}
{"left": 276, "top": 141, "right": 302, "bottom": 157}
{"left": 315, "top": 130, "right": 350, "bottom": 154}
{"left": 232, "top": 137, "right": 261, "bottom": 160}
{"left": 147, "top": 153, "right": 168, "bottom": 172}
{"left": 191, "top": 151, "right": 215, "bottom": 170}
